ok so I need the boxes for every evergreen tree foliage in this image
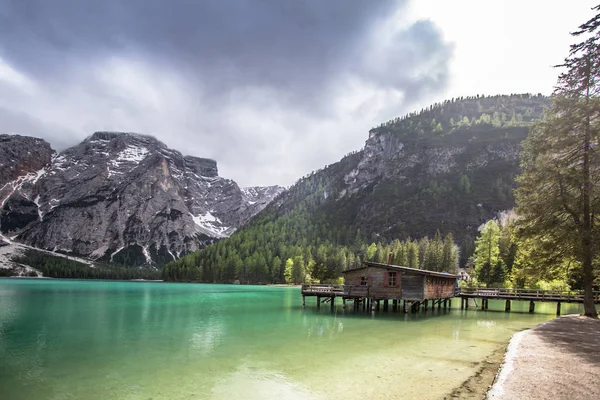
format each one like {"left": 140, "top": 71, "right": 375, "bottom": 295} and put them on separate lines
{"left": 516, "top": 6, "right": 600, "bottom": 317}
{"left": 284, "top": 258, "right": 293, "bottom": 283}
{"left": 13, "top": 250, "right": 160, "bottom": 280}
{"left": 474, "top": 220, "right": 501, "bottom": 286}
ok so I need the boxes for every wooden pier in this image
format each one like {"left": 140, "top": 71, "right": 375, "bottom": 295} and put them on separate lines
{"left": 301, "top": 283, "right": 454, "bottom": 313}
{"left": 458, "top": 287, "right": 600, "bottom": 315}
{"left": 301, "top": 281, "right": 600, "bottom": 316}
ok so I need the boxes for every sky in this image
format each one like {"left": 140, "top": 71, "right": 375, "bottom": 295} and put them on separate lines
{"left": 0, "top": 0, "right": 597, "bottom": 187}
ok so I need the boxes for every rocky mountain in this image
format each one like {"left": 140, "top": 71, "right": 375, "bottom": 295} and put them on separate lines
{"left": 0, "top": 132, "right": 283, "bottom": 266}
{"left": 164, "top": 94, "right": 549, "bottom": 283}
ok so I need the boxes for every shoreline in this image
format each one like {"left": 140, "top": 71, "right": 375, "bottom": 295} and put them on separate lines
{"left": 446, "top": 345, "right": 505, "bottom": 399}
{"left": 485, "top": 314, "right": 600, "bottom": 400}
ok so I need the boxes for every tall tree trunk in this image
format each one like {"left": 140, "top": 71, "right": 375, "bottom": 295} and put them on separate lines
{"left": 582, "top": 65, "right": 597, "bottom": 317}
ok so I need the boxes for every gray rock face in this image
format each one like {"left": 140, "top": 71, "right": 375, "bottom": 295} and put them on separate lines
{"left": 0, "top": 135, "right": 54, "bottom": 187}
{"left": 345, "top": 129, "right": 519, "bottom": 193}
{"left": 1, "top": 132, "right": 284, "bottom": 265}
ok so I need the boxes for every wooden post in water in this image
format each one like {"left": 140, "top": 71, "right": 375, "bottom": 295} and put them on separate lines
{"left": 383, "top": 299, "right": 389, "bottom": 311}
{"left": 376, "top": 300, "right": 380, "bottom": 311}
{"left": 505, "top": 299, "right": 511, "bottom": 312}
{"left": 438, "top": 299, "right": 442, "bottom": 310}
{"left": 465, "top": 298, "right": 469, "bottom": 309}
{"left": 316, "top": 296, "right": 320, "bottom": 309}
{"left": 402, "top": 300, "right": 407, "bottom": 313}
{"left": 460, "top": 298, "right": 464, "bottom": 309}
{"left": 556, "top": 302, "right": 561, "bottom": 316}
{"left": 392, "top": 299, "right": 398, "bottom": 312}
{"left": 302, "top": 295, "right": 305, "bottom": 307}
{"left": 449, "top": 299, "right": 452, "bottom": 308}
{"left": 424, "top": 299, "right": 428, "bottom": 311}
{"left": 330, "top": 296, "right": 335, "bottom": 312}
{"left": 342, "top": 298, "right": 346, "bottom": 309}
{"left": 529, "top": 300, "right": 535, "bottom": 313}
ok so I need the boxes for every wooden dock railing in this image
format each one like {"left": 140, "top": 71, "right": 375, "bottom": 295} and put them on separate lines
{"left": 301, "top": 284, "right": 372, "bottom": 297}
{"left": 458, "top": 287, "right": 600, "bottom": 302}
{"left": 301, "top": 284, "right": 344, "bottom": 295}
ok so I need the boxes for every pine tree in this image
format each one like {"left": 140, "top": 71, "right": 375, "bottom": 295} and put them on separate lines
{"left": 442, "top": 233, "right": 455, "bottom": 272}
{"left": 490, "top": 259, "right": 507, "bottom": 286}
{"left": 408, "top": 240, "right": 419, "bottom": 269}
{"left": 284, "top": 258, "right": 294, "bottom": 283}
{"left": 474, "top": 220, "right": 501, "bottom": 286}
{"left": 516, "top": 6, "right": 600, "bottom": 317}
{"left": 292, "top": 255, "right": 306, "bottom": 284}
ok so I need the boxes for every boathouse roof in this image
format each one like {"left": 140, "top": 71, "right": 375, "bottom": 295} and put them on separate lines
{"left": 343, "top": 261, "right": 460, "bottom": 279}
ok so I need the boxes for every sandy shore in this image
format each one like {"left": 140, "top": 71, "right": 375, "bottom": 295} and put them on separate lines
{"left": 487, "top": 314, "right": 600, "bottom": 400}
{"left": 445, "top": 347, "right": 504, "bottom": 400}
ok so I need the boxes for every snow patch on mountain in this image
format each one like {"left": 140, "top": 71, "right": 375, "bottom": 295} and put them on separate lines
{"left": 191, "top": 211, "right": 230, "bottom": 238}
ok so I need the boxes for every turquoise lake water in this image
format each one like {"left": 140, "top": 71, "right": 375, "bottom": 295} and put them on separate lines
{"left": 0, "top": 279, "right": 587, "bottom": 400}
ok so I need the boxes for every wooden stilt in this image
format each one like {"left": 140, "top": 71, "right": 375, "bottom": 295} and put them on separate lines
{"left": 424, "top": 299, "right": 429, "bottom": 311}
{"left": 438, "top": 298, "right": 442, "bottom": 310}
{"left": 383, "top": 299, "right": 389, "bottom": 311}
{"left": 505, "top": 299, "right": 511, "bottom": 312}
{"left": 392, "top": 299, "right": 398, "bottom": 312}
{"left": 330, "top": 296, "right": 335, "bottom": 311}
{"left": 449, "top": 299, "right": 452, "bottom": 308}
{"left": 460, "top": 298, "right": 464, "bottom": 309}
{"left": 302, "top": 295, "right": 305, "bottom": 307}
{"left": 375, "top": 300, "right": 380, "bottom": 311}
{"left": 465, "top": 298, "right": 469, "bottom": 309}
{"left": 402, "top": 300, "right": 407, "bottom": 313}
{"left": 556, "top": 302, "right": 561, "bottom": 316}
{"left": 342, "top": 298, "right": 346, "bottom": 309}
{"left": 316, "top": 296, "right": 320, "bottom": 308}
{"left": 529, "top": 300, "right": 535, "bottom": 313}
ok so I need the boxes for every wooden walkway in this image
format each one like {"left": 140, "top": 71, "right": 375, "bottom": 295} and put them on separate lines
{"left": 458, "top": 287, "right": 600, "bottom": 315}
{"left": 301, "top": 284, "right": 600, "bottom": 315}
{"left": 301, "top": 284, "right": 452, "bottom": 313}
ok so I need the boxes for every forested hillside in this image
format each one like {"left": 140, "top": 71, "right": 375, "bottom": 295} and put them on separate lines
{"left": 164, "top": 94, "right": 548, "bottom": 284}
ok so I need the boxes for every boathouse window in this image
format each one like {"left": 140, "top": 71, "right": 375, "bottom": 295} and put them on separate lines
{"left": 360, "top": 276, "right": 368, "bottom": 286}
{"left": 388, "top": 272, "right": 397, "bottom": 286}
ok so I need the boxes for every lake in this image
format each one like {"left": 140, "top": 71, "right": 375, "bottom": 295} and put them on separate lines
{"left": 0, "top": 279, "right": 585, "bottom": 400}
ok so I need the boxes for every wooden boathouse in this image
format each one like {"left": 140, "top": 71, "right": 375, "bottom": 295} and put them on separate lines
{"left": 302, "top": 261, "right": 459, "bottom": 313}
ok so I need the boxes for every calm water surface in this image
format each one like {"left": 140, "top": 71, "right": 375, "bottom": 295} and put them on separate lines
{"left": 0, "top": 279, "right": 586, "bottom": 400}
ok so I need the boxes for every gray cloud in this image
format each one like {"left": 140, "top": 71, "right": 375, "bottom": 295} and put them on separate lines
{"left": 0, "top": 0, "right": 453, "bottom": 186}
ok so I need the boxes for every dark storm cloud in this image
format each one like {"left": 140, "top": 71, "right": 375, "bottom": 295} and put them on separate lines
{"left": 0, "top": 0, "right": 454, "bottom": 186}
{"left": 1, "top": 1, "right": 396, "bottom": 96}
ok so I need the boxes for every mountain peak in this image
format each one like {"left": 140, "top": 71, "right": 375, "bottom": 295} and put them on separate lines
{"left": 1, "top": 131, "right": 283, "bottom": 266}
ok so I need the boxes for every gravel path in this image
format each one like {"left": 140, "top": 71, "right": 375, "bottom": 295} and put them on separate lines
{"left": 487, "top": 315, "right": 600, "bottom": 400}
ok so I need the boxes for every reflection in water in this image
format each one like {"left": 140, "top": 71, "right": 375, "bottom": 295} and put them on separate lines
{"left": 190, "top": 317, "right": 226, "bottom": 355}
{"left": 0, "top": 288, "right": 19, "bottom": 352}
{"left": 0, "top": 279, "right": 593, "bottom": 400}
{"left": 477, "top": 319, "right": 497, "bottom": 328}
